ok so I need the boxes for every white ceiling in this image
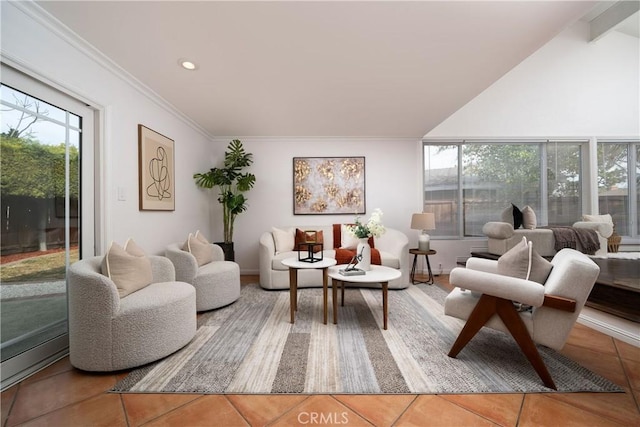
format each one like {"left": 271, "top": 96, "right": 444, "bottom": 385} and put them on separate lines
{"left": 37, "top": 1, "right": 608, "bottom": 138}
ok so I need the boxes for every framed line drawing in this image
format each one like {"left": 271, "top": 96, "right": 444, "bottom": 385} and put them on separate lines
{"left": 138, "top": 124, "right": 175, "bottom": 211}
{"left": 293, "top": 156, "right": 365, "bottom": 215}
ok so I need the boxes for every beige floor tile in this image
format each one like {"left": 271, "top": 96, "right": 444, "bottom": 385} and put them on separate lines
{"left": 394, "top": 395, "right": 496, "bottom": 426}
{"left": 548, "top": 391, "right": 640, "bottom": 426}
{"left": 334, "top": 394, "right": 416, "bottom": 427}
{"left": 143, "top": 396, "right": 248, "bottom": 427}
{"left": 14, "top": 393, "right": 127, "bottom": 427}
{"left": 440, "top": 394, "right": 523, "bottom": 427}
{"left": 519, "top": 394, "right": 624, "bottom": 427}
{"left": 122, "top": 393, "right": 202, "bottom": 426}
{"left": 269, "top": 395, "right": 371, "bottom": 426}
{"left": 226, "top": 394, "right": 308, "bottom": 426}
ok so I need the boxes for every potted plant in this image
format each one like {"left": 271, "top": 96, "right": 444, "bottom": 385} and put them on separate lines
{"left": 193, "top": 139, "right": 256, "bottom": 261}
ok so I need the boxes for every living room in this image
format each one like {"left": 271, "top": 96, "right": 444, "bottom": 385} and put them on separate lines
{"left": 1, "top": 1, "right": 639, "bottom": 425}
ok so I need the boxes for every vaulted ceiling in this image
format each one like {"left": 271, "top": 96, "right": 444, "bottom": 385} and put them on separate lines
{"left": 37, "top": 1, "right": 629, "bottom": 138}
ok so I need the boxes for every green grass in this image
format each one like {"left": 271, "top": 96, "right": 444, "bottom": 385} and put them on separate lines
{"left": 1, "top": 249, "right": 79, "bottom": 283}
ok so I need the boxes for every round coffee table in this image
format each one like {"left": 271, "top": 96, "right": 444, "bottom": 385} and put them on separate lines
{"left": 281, "top": 257, "right": 337, "bottom": 324}
{"left": 327, "top": 265, "right": 402, "bottom": 330}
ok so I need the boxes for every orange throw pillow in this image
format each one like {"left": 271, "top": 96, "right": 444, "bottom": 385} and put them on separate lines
{"left": 295, "top": 229, "right": 324, "bottom": 253}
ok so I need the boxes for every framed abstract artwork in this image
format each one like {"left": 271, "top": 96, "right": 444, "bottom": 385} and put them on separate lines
{"left": 293, "top": 156, "right": 365, "bottom": 215}
{"left": 138, "top": 124, "right": 175, "bottom": 211}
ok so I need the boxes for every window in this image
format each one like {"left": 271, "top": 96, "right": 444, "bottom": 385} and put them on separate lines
{"left": 597, "top": 140, "right": 640, "bottom": 239}
{"left": 423, "top": 141, "right": 584, "bottom": 238}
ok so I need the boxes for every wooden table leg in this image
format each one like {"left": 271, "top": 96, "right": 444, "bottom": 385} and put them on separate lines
{"left": 332, "top": 278, "right": 339, "bottom": 324}
{"left": 341, "top": 280, "right": 345, "bottom": 306}
{"left": 425, "top": 254, "right": 434, "bottom": 285}
{"left": 322, "top": 267, "right": 328, "bottom": 324}
{"left": 382, "top": 281, "right": 388, "bottom": 330}
{"left": 410, "top": 254, "right": 418, "bottom": 284}
{"left": 289, "top": 268, "right": 298, "bottom": 324}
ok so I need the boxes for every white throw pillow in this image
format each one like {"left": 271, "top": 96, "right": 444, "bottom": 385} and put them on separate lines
{"left": 184, "top": 231, "right": 215, "bottom": 266}
{"left": 521, "top": 206, "right": 537, "bottom": 230}
{"left": 340, "top": 224, "right": 360, "bottom": 249}
{"left": 271, "top": 227, "right": 295, "bottom": 254}
{"left": 500, "top": 205, "right": 514, "bottom": 226}
{"left": 582, "top": 214, "right": 613, "bottom": 225}
{"left": 101, "top": 238, "right": 153, "bottom": 298}
{"left": 497, "top": 237, "right": 552, "bottom": 285}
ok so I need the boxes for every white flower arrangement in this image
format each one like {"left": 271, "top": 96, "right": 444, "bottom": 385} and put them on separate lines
{"left": 347, "top": 208, "right": 386, "bottom": 239}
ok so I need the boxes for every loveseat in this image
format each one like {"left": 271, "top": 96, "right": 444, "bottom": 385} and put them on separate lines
{"left": 483, "top": 220, "right": 613, "bottom": 257}
{"left": 259, "top": 225, "right": 409, "bottom": 289}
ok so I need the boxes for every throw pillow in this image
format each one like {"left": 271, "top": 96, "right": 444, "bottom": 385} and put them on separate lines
{"left": 101, "top": 238, "right": 153, "bottom": 298}
{"left": 500, "top": 205, "right": 514, "bottom": 226}
{"left": 184, "top": 231, "right": 215, "bottom": 266}
{"left": 497, "top": 237, "right": 530, "bottom": 281}
{"left": 271, "top": 227, "right": 295, "bottom": 254}
{"left": 512, "top": 203, "right": 523, "bottom": 229}
{"left": 340, "top": 224, "right": 360, "bottom": 249}
{"left": 528, "top": 248, "right": 554, "bottom": 285}
{"left": 497, "top": 237, "right": 553, "bottom": 285}
{"left": 582, "top": 214, "right": 613, "bottom": 225}
{"left": 295, "top": 229, "right": 324, "bottom": 253}
{"left": 521, "top": 206, "right": 537, "bottom": 230}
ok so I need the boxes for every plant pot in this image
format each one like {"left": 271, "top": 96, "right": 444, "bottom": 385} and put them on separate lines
{"left": 216, "top": 242, "right": 235, "bottom": 261}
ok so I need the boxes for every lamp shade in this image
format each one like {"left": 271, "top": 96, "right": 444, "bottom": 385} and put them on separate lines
{"left": 411, "top": 213, "right": 436, "bottom": 231}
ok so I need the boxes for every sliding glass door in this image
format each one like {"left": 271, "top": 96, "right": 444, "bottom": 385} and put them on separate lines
{"left": 0, "top": 64, "right": 95, "bottom": 389}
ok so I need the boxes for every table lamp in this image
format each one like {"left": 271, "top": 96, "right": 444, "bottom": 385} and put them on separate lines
{"left": 411, "top": 213, "right": 436, "bottom": 251}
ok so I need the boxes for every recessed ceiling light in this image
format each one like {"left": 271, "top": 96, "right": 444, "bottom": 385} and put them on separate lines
{"left": 178, "top": 59, "right": 198, "bottom": 70}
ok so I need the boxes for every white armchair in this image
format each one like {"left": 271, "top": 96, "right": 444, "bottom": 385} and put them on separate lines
{"left": 68, "top": 256, "right": 196, "bottom": 371}
{"left": 444, "top": 248, "right": 600, "bottom": 389}
{"left": 165, "top": 242, "right": 240, "bottom": 311}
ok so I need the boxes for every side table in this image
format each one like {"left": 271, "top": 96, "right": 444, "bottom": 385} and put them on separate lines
{"left": 281, "top": 257, "right": 337, "bottom": 324}
{"left": 409, "top": 248, "right": 436, "bottom": 285}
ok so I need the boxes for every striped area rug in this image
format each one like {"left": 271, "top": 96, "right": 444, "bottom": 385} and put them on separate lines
{"left": 112, "top": 283, "right": 622, "bottom": 394}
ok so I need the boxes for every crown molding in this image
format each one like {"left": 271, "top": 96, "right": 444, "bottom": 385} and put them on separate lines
{"left": 9, "top": 0, "right": 213, "bottom": 140}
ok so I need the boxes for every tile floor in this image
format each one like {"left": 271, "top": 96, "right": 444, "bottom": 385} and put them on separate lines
{"left": 1, "top": 275, "right": 639, "bottom": 427}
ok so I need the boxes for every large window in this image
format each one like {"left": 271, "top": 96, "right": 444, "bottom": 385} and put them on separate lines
{"left": 597, "top": 140, "right": 640, "bottom": 239}
{"left": 423, "top": 141, "right": 583, "bottom": 238}
{"left": 1, "top": 64, "right": 95, "bottom": 390}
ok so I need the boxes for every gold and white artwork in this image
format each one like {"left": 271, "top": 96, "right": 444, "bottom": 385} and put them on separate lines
{"left": 293, "top": 157, "right": 365, "bottom": 215}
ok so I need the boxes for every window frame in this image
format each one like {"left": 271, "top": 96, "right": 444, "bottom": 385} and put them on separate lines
{"left": 422, "top": 139, "right": 589, "bottom": 239}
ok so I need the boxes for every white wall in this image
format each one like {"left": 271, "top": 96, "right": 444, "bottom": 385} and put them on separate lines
{"left": 1, "top": 2, "right": 215, "bottom": 255}
{"left": 211, "top": 137, "right": 425, "bottom": 274}
{"left": 428, "top": 21, "right": 639, "bottom": 137}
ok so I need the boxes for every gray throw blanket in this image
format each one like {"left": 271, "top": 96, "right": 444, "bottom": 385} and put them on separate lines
{"left": 547, "top": 226, "right": 600, "bottom": 255}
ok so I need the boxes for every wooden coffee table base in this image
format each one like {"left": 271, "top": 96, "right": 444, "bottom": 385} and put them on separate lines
{"left": 332, "top": 279, "right": 389, "bottom": 329}
{"left": 328, "top": 265, "right": 401, "bottom": 330}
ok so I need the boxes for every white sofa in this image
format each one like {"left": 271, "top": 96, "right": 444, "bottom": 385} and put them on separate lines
{"left": 259, "top": 225, "right": 409, "bottom": 290}
{"left": 483, "top": 221, "right": 613, "bottom": 257}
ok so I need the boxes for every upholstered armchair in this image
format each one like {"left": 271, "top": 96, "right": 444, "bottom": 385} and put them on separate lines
{"left": 165, "top": 241, "right": 240, "bottom": 311}
{"left": 444, "top": 248, "right": 600, "bottom": 389}
{"left": 68, "top": 256, "right": 196, "bottom": 371}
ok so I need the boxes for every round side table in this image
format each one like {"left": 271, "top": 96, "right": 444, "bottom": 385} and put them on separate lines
{"left": 409, "top": 248, "right": 436, "bottom": 285}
